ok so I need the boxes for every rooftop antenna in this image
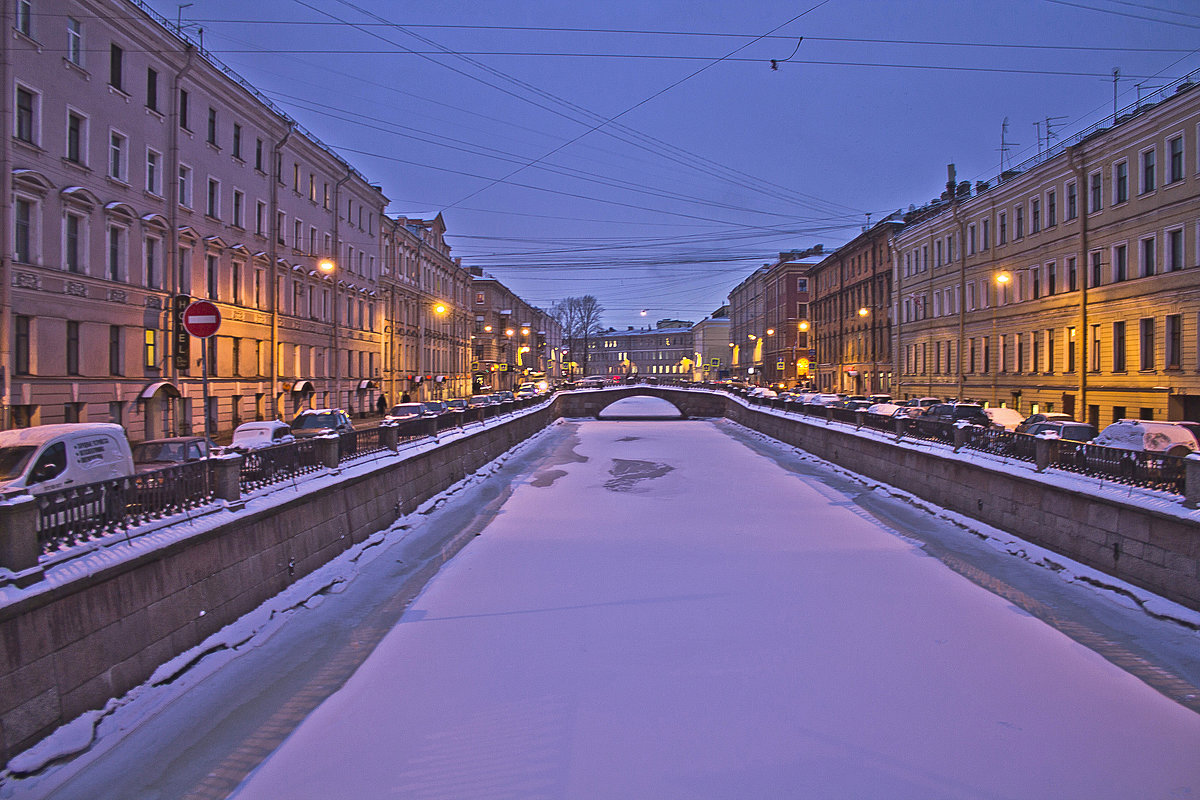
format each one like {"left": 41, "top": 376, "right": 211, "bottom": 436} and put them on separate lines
{"left": 1113, "top": 68, "right": 1120, "bottom": 122}
{"left": 998, "top": 118, "right": 1018, "bottom": 175}
{"left": 1044, "top": 115, "right": 1067, "bottom": 151}
{"left": 177, "top": 3, "right": 192, "bottom": 33}
{"left": 1033, "top": 120, "right": 1043, "bottom": 157}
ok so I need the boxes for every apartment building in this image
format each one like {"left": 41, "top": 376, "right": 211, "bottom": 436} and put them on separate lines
{"left": 587, "top": 321, "right": 695, "bottom": 379}
{"left": 689, "top": 307, "right": 730, "bottom": 381}
{"left": 380, "top": 214, "right": 471, "bottom": 403}
{"left": 468, "top": 272, "right": 561, "bottom": 392}
{"left": 893, "top": 72, "right": 1200, "bottom": 424}
{"left": 809, "top": 221, "right": 900, "bottom": 395}
{"left": 3, "top": 0, "right": 387, "bottom": 438}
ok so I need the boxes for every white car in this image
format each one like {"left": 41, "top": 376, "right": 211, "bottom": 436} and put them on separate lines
{"left": 983, "top": 407, "right": 1025, "bottom": 432}
{"left": 228, "top": 420, "right": 295, "bottom": 452}
{"left": 1092, "top": 419, "right": 1200, "bottom": 457}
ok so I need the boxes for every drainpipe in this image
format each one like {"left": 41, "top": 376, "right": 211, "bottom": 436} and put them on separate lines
{"left": 268, "top": 124, "right": 294, "bottom": 419}
{"left": 166, "top": 45, "right": 196, "bottom": 433}
{"left": 1070, "top": 144, "right": 1089, "bottom": 419}
{"left": 0, "top": 0, "right": 12, "bottom": 429}
{"left": 330, "top": 169, "right": 351, "bottom": 407}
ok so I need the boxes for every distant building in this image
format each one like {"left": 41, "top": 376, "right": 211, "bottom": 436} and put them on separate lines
{"left": 587, "top": 320, "right": 694, "bottom": 378}
{"left": 690, "top": 306, "right": 730, "bottom": 381}
{"left": 468, "top": 271, "right": 562, "bottom": 392}
{"left": 728, "top": 248, "right": 822, "bottom": 385}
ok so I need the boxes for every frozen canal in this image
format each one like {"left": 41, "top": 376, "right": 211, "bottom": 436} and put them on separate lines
{"left": 9, "top": 397, "right": 1200, "bottom": 799}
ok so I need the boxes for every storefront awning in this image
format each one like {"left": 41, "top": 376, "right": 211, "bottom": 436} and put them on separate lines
{"left": 139, "top": 381, "right": 181, "bottom": 400}
{"left": 357, "top": 379, "right": 377, "bottom": 390}
{"left": 290, "top": 380, "right": 314, "bottom": 393}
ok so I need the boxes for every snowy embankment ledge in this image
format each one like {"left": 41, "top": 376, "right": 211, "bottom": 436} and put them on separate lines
{"left": 0, "top": 408, "right": 526, "bottom": 611}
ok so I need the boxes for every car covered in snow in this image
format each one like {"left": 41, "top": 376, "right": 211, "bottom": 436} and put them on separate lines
{"left": 983, "top": 407, "right": 1025, "bottom": 432}
{"left": 227, "top": 421, "right": 295, "bottom": 452}
{"left": 1023, "top": 421, "right": 1098, "bottom": 443}
{"left": 1092, "top": 419, "right": 1200, "bottom": 457}
{"left": 383, "top": 403, "right": 425, "bottom": 423}
{"left": 291, "top": 409, "right": 355, "bottom": 438}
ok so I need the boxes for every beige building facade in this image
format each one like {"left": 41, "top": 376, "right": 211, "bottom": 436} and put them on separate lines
{"left": 894, "top": 73, "right": 1200, "bottom": 425}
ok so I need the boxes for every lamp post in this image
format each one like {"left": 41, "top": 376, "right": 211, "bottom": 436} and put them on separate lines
{"left": 317, "top": 257, "right": 337, "bottom": 409}
{"left": 857, "top": 307, "right": 871, "bottom": 394}
{"left": 992, "top": 270, "right": 1011, "bottom": 407}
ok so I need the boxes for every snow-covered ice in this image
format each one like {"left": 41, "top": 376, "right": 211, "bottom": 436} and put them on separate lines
{"left": 221, "top": 401, "right": 1200, "bottom": 800}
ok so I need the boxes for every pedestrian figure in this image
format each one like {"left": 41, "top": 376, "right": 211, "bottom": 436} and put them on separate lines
{"left": 401, "top": 392, "right": 411, "bottom": 403}
{"left": 376, "top": 394, "right": 387, "bottom": 415}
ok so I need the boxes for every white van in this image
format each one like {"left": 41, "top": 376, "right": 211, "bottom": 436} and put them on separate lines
{"left": 0, "top": 423, "right": 135, "bottom": 495}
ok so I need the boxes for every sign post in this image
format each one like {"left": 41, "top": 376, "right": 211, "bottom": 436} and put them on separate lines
{"left": 182, "top": 301, "right": 221, "bottom": 444}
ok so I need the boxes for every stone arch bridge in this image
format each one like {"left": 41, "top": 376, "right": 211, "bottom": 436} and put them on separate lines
{"left": 554, "top": 386, "right": 729, "bottom": 419}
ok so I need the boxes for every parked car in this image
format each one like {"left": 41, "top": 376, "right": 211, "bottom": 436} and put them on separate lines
{"left": 291, "top": 409, "right": 355, "bottom": 438}
{"left": 383, "top": 403, "right": 425, "bottom": 423}
{"left": 445, "top": 398, "right": 468, "bottom": 412}
{"left": 1015, "top": 412, "right": 1074, "bottom": 435}
{"left": 1092, "top": 419, "right": 1200, "bottom": 457}
{"left": 920, "top": 403, "right": 990, "bottom": 427}
{"left": 867, "top": 394, "right": 893, "bottom": 404}
{"left": 132, "top": 436, "right": 218, "bottom": 473}
{"left": 0, "top": 423, "right": 135, "bottom": 495}
{"left": 468, "top": 394, "right": 496, "bottom": 408}
{"left": 497, "top": 391, "right": 515, "bottom": 402}
{"left": 866, "top": 402, "right": 905, "bottom": 417}
{"left": 578, "top": 377, "right": 607, "bottom": 388}
{"left": 515, "top": 383, "right": 538, "bottom": 398}
{"left": 227, "top": 421, "right": 295, "bottom": 452}
{"left": 842, "top": 399, "right": 873, "bottom": 411}
{"left": 420, "top": 401, "right": 449, "bottom": 417}
{"left": 903, "top": 397, "right": 941, "bottom": 409}
{"left": 809, "top": 393, "right": 845, "bottom": 406}
{"left": 983, "top": 407, "right": 1025, "bottom": 432}
{"left": 1023, "top": 421, "right": 1098, "bottom": 442}
{"left": 748, "top": 387, "right": 777, "bottom": 398}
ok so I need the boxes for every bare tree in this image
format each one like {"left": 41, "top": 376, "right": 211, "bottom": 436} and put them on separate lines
{"left": 550, "top": 295, "right": 605, "bottom": 376}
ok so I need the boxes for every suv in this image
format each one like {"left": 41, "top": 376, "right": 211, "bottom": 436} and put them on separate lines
{"left": 291, "top": 409, "right": 355, "bottom": 438}
{"left": 1023, "top": 421, "right": 1098, "bottom": 443}
{"left": 1015, "top": 412, "right": 1074, "bottom": 435}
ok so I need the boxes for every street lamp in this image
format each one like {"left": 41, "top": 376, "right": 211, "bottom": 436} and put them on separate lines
{"left": 317, "top": 258, "right": 338, "bottom": 409}
{"left": 991, "top": 270, "right": 1012, "bottom": 407}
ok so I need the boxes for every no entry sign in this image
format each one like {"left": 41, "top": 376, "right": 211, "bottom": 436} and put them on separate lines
{"left": 182, "top": 300, "right": 221, "bottom": 338}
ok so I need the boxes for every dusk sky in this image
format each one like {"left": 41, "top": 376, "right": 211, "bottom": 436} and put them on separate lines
{"left": 153, "top": 0, "right": 1200, "bottom": 329}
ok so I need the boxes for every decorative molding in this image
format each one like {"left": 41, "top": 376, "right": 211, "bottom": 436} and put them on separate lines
{"left": 108, "top": 289, "right": 128, "bottom": 303}
{"left": 14, "top": 272, "right": 39, "bottom": 290}
{"left": 65, "top": 282, "right": 87, "bottom": 297}
{"left": 146, "top": 296, "right": 163, "bottom": 309}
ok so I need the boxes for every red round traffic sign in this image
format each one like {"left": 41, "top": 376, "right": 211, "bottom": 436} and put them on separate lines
{"left": 182, "top": 300, "right": 221, "bottom": 338}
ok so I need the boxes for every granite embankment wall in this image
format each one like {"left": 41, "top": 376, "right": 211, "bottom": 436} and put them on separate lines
{"left": 727, "top": 401, "right": 1200, "bottom": 613}
{"left": 0, "top": 406, "right": 554, "bottom": 764}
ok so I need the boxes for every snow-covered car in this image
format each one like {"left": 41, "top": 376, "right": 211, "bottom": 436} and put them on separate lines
{"left": 983, "top": 407, "right": 1025, "bottom": 432}
{"left": 468, "top": 394, "right": 496, "bottom": 408}
{"left": 747, "top": 387, "right": 777, "bottom": 398}
{"left": 808, "top": 393, "right": 845, "bottom": 406}
{"left": 1015, "top": 412, "right": 1074, "bottom": 435}
{"left": 227, "top": 421, "right": 295, "bottom": 452}
{"left": 420, "top": 401, "right": 449, "bottom": 417}
{"left": 1092, "top": 419, "right": 1200, "bottom": 457}
{"left": 866, "top": 402, "right": 905, "bottom": 417}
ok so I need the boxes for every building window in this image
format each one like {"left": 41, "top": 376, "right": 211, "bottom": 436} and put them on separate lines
{"left": 109, "top": 130, "right": 127, "bottom": 181}
{"left": 207, "top": 254, "right": 218, "bottom": 299}
{"left": 15, "top": 316, "right": 30, "bottom": 375}
{"left": 256, "top": 201, "right": 266, "bottom": 236}
{"left": 109, "top": 43, "right": 123, "bottom": 91}
{"left": 1167, "top": 228, "right": 1184, "bottom": 272}
{"left": 1091, "top": 326, "right": 1102, "bottom": 371}
{"left": 107, "top": 225, "right": 125, "bottom": 281}
{"left": 1113, "top": 244, "right": 1127, "bottom": 282}
{"left": 178, "top": 164, "right": 192, "bottom": 207}
{"left": 1089, "top": 172, "right": 1102, "bottom": 213}
{"left": 981, "top": 219, "right": 989, "bottom": 249}
{"left": 66, "top": 111, "right": 85, "bottom": 163}
{"left": 255, "top": 138, "right": 264, "bottom": 172}
{"left": 67, "top": 17, "right": 82, "bottom": 65}
{"left": 109, "top": 325, "right": 122, "bottom": 376}
{"left": 1067, "top": 256, "right": 1077, "bottom": 292}
{"left": 179, "top": 89, "right": 189, "bottom": 130}
{"left": 1166, "top": 315, "right": 1181, "bottom": 369}
{"left": 1139, "top": 318, "right": 1155, "bottom": 371}
{"left": 998, "top": 212, "right": 1007, "bottom": 245}
{"left": 797, "top": 277, "right": 808, "bottom": 292}
{"left": 65, "top": 212, "right": 83, "bottom": 273}
{"left": 207, "top": 107, "right": 218, "bottom": 146}
{"left": 1047, "top": 262, "right": 1057, "bottom": 296}
{"left": 967, "top": 224, "right": 976, "bottom": 255}
{"left": 233, "top": 190, "right": 244, "bottom": 229}
{"left": 1114, "top": 161, "right": 1128, "bottom": 204}
{"left": 1141, "top": 236, "right": 1156, "bottom": 277}
{"left": 1141, "top": 148, "right": 1156, "bottom": 194}
{"left": 1066, "top": 181, "right": 1077, "bottom": 220}
{"left": 15, "top": 86, "right": 36, "bottom": 143}
{"left": 206, "top": 178, "right": 219, "bottom": 218}
{"left": 232, "top": 261, "right": 243, "bottom": 306}
{"left": 144, "top": 329, "right": 158, "bottom": 370}
{"left": 144, "top": 235, "right": 160, "bottom": 288}
{"left": 66, "top": 321, "right": 80, "bottom": 375}
{"left": 146, "top": 148, "right": 162, "bottom": 195}
{"left": 15, "top": 0, "right": 31, "bottom": 36}
{"left": 1047, "top": 190, "right": 1056, "bottom": 226}
{"left": 1113, "top": 321, "right": 1126, "bottom": 372}
{"left": 1031, "top": 198, "right": 1040, "bottom": 233}
{"left": 14, "top": 198, "right": 33, "bottom": 264}
{"left": 1015, "top": 205, "right": 1024, "bottom": 239}
{"left": 1090, "top": 251, "right": 1102, "bottom": 287}
{"left": 1168, "top": 135, "right": 1184, "bottom": 183}
{"left": 1067, "top": 327, "right": 1077, "bottom": 372}
{"left": 146, "top": 67, "right": 158, "bottom": 111}
{"left": 233, "top": 123, "right": 242, "bottom": 159}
